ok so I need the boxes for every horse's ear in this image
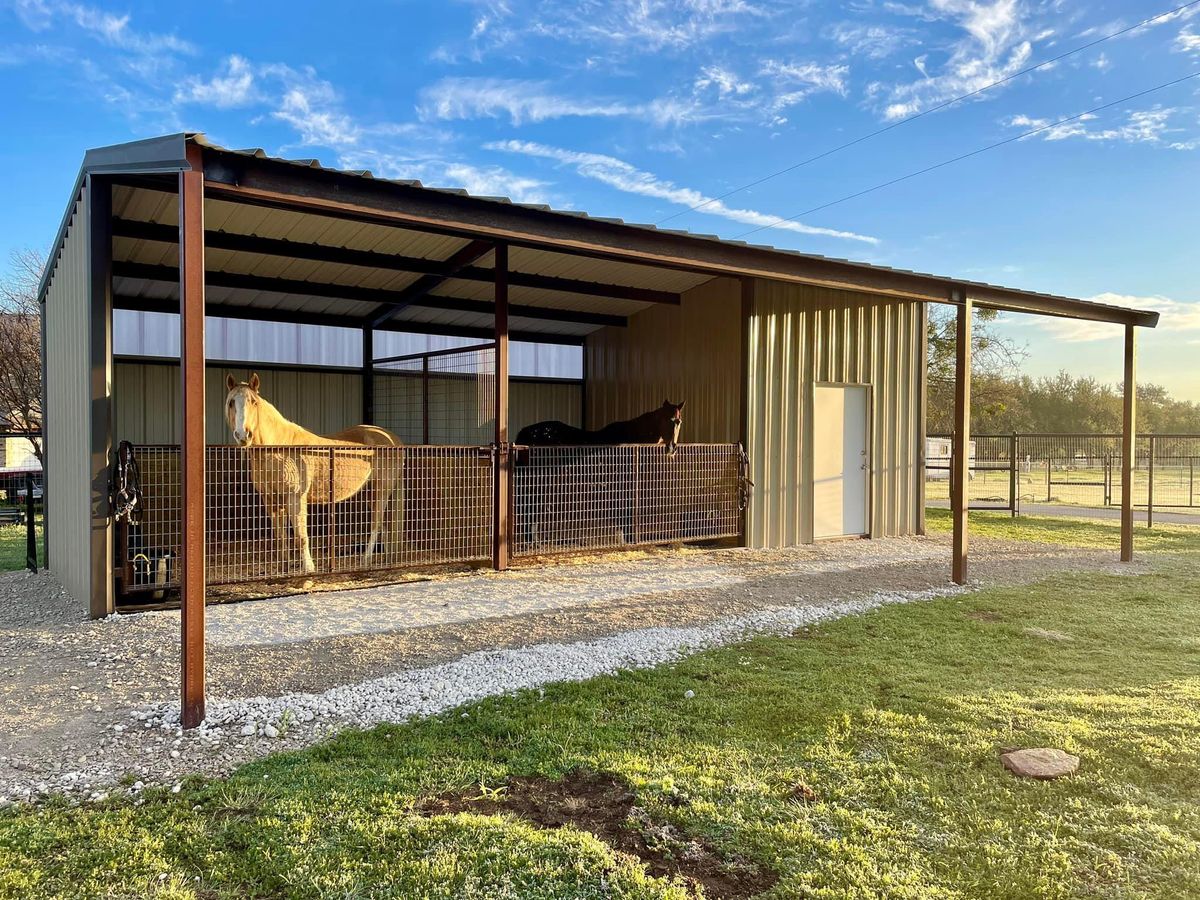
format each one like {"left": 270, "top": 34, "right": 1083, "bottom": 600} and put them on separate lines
{"left": 249, "top": 373, "right": 260, "bottom": 393}
{"left": 226, "top": 374, "right": 236, "bottom": 392}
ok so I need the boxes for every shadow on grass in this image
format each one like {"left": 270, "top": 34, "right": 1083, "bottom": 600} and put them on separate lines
{"left": 926, "top": 506, "right": 1200, "bottom": 553}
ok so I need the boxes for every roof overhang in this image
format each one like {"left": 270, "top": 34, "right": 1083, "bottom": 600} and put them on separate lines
{"left": 41, "top": 133, "right": 1160, "bottom": 333}
{"left": 37, "top": 133, "right": 196, "bottom": 303}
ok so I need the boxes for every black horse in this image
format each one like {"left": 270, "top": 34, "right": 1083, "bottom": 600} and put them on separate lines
{"left": 517, "top": 400, "right": 686, "bottom": 455}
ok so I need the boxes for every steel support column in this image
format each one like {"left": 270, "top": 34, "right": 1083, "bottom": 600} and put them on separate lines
{"left": 951, "top": 295, "right": 972, "bottom": 585}
{"left": 1121, "top": 325, "right": 1137, "bottom": 562}
{"left": 179, "top": 145, "right": 207, "bottom": 728}
{"left": 87, "top": 175, "right": 114, "bottom": 618}
{"left": 361, "top": 327, "right": 374, "bottom": 425}
{"left": 492, "top": 243, "right": 510, "bottom": 571}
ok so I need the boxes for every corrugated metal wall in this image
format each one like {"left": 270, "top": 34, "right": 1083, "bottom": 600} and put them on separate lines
{"left": 43, "top": 194, "right": 92, "bottom": 606}
{"left": 584, "top": 277, "right": 741, "bottom": 441}
{"left": 114, "top": 309, "right": 584, "bottom": 378}
{"left": 113, "top": 361, "right": 580, "bottom": 445}
{"left": 747, "top": 280, "right": 926, "bottom": 548}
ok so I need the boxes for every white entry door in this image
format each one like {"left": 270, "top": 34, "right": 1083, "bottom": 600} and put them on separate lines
{"left": 813, "top": 385, "right": 870, "bottom": 539}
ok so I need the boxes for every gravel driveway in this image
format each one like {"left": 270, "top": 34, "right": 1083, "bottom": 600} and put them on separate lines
{"left": 0, "top": 534, "right": 1148, "bottom": 804}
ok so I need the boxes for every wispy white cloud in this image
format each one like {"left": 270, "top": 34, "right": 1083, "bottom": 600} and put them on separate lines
{"left": 13, "top": 0, "right": 194, "bottom": 56}
{"left": 437, "top": 0, "right": 764, "bottom": 60}
{"left": 174, "top": 55, "right": 257, "bottom": 109}
{"left": 266, "top": 66, "right": 363, "bottom": 147}
{"left": 1178, "top": 27, "right": 1200, "bottom": 54}
{"left": 694, "top": 65, "right": 754, "bottom": 99}
{"left": 869, "top": 0, "right": 1036, "bottom": 120}
{"left": 757, "top": 59, "right": 849, "bottom": 120}
{"left": 1007, "top": 107, "right": 1197, "bottom": 149}
{"left": 334, "top": 148, "right": 551, "bottom": 204}
{"left": 486, "top": 139, "right": 879, "bottom": 243}
{"left": 1034, "top": 292, "right": 1200, "bottom": 343}
{"left": 419, "top": 77, "right": 699, "bottom": 125}
{"left": 8, "top": 0, "right": 196, "bottom": 127}
{"left": 829, "top": 22, "right": 912, "bottom": 59}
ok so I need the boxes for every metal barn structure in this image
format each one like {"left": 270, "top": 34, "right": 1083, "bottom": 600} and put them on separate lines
{"left": 39, "top": 133, "right": 1158, "bottom": 726}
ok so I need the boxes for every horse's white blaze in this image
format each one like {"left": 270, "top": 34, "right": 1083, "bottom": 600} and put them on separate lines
{"left": 227, "top": 390, "right": 251, "bottom": 445}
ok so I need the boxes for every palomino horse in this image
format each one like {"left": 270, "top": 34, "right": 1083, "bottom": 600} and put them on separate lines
{"left": 517, "top": 400, "right": 686, "bottom": 455}
{"left": 224, "top": 374, "right": 403, "bottom": 574}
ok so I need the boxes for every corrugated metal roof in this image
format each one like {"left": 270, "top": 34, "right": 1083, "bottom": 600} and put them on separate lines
{"left": 109, "top": 182, "right": 706, "bottom": 338}
{"left": 189, "top": 134, "right": 1155, "bottom": 328}
{"left": 41, "top": 131, "right": 1158, "bottom": 332}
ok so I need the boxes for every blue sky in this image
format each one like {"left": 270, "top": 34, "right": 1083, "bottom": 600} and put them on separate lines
{"left": 2, "top": 0, "right": 1199, "bottom": 396}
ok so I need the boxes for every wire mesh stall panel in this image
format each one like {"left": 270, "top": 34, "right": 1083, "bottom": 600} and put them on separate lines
{"left": 373, "top": 344, "right": 496, "bottom": 445}
{"left": 512, "top": 443, "right": 747, "bottom": 557}
{"left": 117, "top": 444, "right": 494, "bottom": 595}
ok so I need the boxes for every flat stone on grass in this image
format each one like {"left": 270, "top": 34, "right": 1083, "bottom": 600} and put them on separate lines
{"left": 1001, "top": 748, "right": 1080, "bottom": 780}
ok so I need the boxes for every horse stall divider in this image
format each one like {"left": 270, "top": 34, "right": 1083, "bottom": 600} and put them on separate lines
{"left": 511, "top": 444, "right": 747, "bottom": 558}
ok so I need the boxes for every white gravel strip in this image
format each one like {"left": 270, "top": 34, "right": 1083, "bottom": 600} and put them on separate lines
{"left": 144, "top": 582, "right": 966, "bottom": 734}
{"left": 118, "top": 541, "right": 950, "bottom": 648}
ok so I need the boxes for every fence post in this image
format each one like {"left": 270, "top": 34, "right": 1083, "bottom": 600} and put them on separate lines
{"left": 1105, "top": 455, "right": 1111, "bottom": 507}
{"left": 328, "top": 448, "right": 336, "bottom": 573}
{"left": 1147, "top": 434, "right": 1154, "bottom": 529}
{"left": 1046, "top": 456, "right": 1052, "bottom": 503}
{"left": 1191, "top": 456, "right": 1195, "bottom": 508}
{"left": 421, "top": 357, "right": 430, "bottom": 445}
{"left": 632, "top": 449, "right": 641, "bottom": 545}
{"left": 1009, "top": 432, "right": 1018, "bottom": 518}
{"left": 25, "top": 473, "right": 36, "bottom": 573}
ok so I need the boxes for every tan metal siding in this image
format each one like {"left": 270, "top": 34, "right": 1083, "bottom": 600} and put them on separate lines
{"left": 44, "top": 195, "right": 92, "bottom": 607}
{"left": 113, "top": 362, "right": 580, "bottom": 445}
{"left": 511, "top": 381, "right": 581, "bottom": 435}
{"left": 113, "top": 363, "right": 363, "bottom": 444}
{"left": 747, "top": 281, "right": 925, "bottom": 548}
{"left": 584, "top": 277, "right": 740, "bottom": 442}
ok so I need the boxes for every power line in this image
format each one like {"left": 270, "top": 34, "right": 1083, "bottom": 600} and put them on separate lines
{"left": 732, "top": 70, "right": 1200, "bottom": 240}
{"left": 654, "top": 0, "right": 1200, "bottom": 226}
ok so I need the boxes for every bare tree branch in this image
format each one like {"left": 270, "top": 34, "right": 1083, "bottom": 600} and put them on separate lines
{"left": 0, "top": 249, "right": 46, "bottom": 465}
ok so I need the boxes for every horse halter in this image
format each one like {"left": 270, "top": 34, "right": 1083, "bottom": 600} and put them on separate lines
{"left": 111, "top": 440, "right": 142, "bottom": 523}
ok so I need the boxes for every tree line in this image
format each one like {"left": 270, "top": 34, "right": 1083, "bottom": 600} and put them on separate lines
{"left": 926, "top": 306, "right": 1200, "bottom": 436}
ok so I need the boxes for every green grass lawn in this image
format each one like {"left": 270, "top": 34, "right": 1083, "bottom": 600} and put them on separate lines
{"left": 925, "top": 506, "right": 1200, "bottom": 552}
{"left": 0, "top": 514, "right": 41, "bottom": 572}
{"left": 2, "top": 516, "right": 1199, "bottom": 898}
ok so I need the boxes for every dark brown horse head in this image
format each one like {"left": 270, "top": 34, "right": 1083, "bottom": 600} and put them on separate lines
{"left": 660, "top": 399, "right": 686, "bottom": 456}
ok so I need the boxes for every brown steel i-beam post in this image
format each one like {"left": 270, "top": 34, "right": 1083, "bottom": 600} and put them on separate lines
{"left": 492, "top": 244, "right": 510, "bottom": 571}
{"left": 951, "top": 295, "right": 972, "bottom": 585}
{"left": 361, "top": 327, "right": 374, "bottom": 425}
{"left": 87, "top": 176, "right": 114, "bottom": 618}
{"left": 179, "top": 145, "right": 207, "bottom": 729}
{"left": 1121, "top": 325, "right": 1137, "bottom": 562}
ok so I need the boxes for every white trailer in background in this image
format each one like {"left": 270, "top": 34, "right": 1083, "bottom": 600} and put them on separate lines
{"left": 926, "top": 437, "right": 975, "bottom": 480}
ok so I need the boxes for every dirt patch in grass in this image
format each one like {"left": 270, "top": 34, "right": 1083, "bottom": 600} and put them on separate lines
{"left": 418, "top": 769, "right": 777, "bottom": 899}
